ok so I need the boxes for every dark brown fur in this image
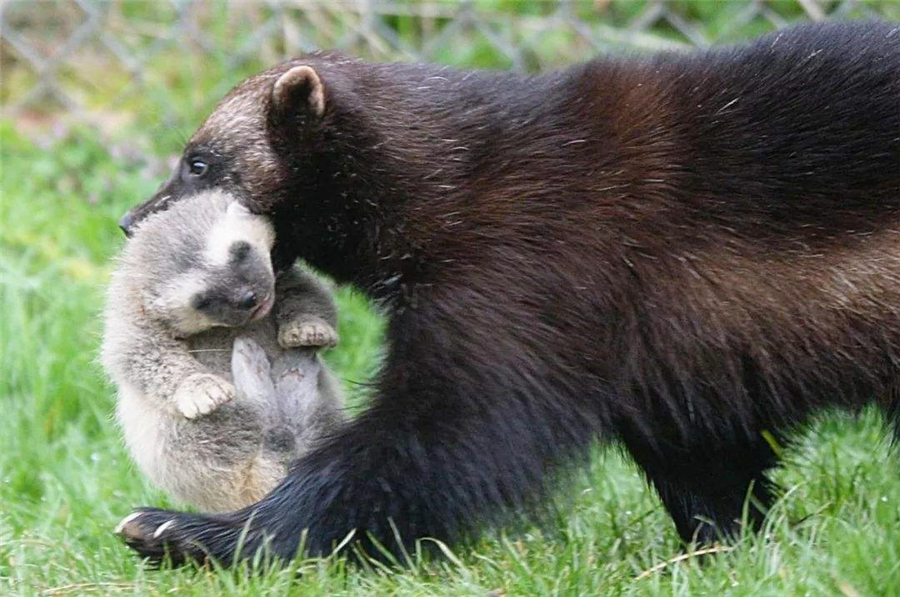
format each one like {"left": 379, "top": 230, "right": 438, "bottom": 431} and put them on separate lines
{"left": 116, "top": 21, "right": 900, "bottom": 566}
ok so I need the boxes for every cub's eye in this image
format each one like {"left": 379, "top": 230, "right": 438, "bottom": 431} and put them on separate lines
{"left": 187, "top": 158, "right": 208, "bottom": 177}
{"left": 230, "top": 241, "right": 251, "bottom": 262}
{"left": 191, "top": 294, "right": 212, "bottom": 311}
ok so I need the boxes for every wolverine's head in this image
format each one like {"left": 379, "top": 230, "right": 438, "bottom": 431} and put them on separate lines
{"left": 119, "top": 55, "right": 343, "bottom": 237}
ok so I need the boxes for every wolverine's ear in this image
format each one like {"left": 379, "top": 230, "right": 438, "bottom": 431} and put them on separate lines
{"left": 271, "top": 65, "right": 325, "bottom": 119}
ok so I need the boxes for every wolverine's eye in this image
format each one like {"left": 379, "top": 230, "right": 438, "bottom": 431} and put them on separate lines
{"left": 188, "top": 158, "right": 208, "bottom": 177}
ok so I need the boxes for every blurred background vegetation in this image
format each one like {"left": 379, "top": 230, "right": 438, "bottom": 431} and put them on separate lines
{"left": 2, "top": 2, "right": 900, "bottom": 595}
{"left": 3, "top": 0, "right": 899, "bottom": 155}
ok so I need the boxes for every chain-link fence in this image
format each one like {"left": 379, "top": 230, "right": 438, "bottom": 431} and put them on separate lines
{"left": 2, "top": 0, "right": 898, "bottom": 138}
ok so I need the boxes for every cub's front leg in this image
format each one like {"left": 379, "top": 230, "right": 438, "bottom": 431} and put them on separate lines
{"left": 105, "top": 319, "right": 235, "bottom": 419}
{"left": 172, "top": 372, "right": 235, "bottom": 419}
{"left": 275, "top": 265, "right": 339, "bottom": 350}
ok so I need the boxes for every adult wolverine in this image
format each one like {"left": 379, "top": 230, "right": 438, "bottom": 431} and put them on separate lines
{"left": 116, "top": 22, "right": 900, "bottom": 566}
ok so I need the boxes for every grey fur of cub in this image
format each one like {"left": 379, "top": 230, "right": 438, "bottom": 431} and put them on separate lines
{"left": 101, "top": 190, "right": 344, "bottom": 512}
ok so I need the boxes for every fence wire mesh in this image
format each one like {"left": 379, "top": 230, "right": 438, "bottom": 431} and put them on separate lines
{"left": 2, "top": 1, "right": 897, "bottom": 135}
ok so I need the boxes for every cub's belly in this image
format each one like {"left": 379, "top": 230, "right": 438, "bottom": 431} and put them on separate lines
{"left": 188, "top": 317, "right": 281, "bottom": 375}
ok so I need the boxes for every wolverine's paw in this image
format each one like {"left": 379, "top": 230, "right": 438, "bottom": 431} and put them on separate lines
{"left": 114, "top": 508, "right": 241, "bottom": 568}
{"left": 278, "top": 317, "right": 339, "bottom": 349}
{"left": 174, "top": 373, "right": 235, "bottom": 419}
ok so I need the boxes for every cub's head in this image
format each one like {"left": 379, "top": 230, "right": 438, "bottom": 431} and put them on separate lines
{"left": 118, "top": 55, "right": 344, "bottom": 236}
{"left": 119, "top": 190, "right": 277, "bottom": 336}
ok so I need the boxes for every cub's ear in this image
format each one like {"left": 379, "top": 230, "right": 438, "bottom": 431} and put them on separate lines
{"left": 271, "top": 65, "right": 325, "bottom": 119}
{"left": 226, "top": 201, "right": 253, "bottom": 218}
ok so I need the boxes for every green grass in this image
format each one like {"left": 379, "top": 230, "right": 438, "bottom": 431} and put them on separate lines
{"left": 2, "top": 114, "right": 900, "bottom": 595}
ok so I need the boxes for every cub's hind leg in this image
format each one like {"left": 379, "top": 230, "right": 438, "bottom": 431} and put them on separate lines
{"left": 272, "top": 350, "right": 344, "bottom": 452}
{"left": 231, "top": 336, "right": 276, "bottom": 411}
{"left": 622, "top": 426, "right": 781, "bottom": 545}
{"left": 225, "top": 336, "right": 292, "bottom": 504}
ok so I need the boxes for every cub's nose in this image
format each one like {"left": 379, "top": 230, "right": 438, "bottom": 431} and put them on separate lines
{"left": 119, "top": 212, "right": 134, "bottom": 237}
{"left": 237, "top": 290, "right": 258, "bottom": 310}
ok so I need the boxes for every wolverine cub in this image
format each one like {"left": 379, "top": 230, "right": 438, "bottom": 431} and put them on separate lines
{"left": 101, "top": 190, "right": 343, "bottom": 511}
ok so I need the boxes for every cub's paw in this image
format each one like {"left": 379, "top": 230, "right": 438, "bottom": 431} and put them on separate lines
{"left": 174, "top": 373, "right": 235, "bottom": 419}
{"left": 278, "top": 317, "right": 339, "bottom": 349}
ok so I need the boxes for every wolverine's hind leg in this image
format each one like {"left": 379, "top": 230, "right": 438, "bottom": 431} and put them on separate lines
{"left": 622, "top": 427, "right": 780, "bottom": 545}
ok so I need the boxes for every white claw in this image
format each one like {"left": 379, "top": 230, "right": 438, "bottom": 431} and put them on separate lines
{"left": 114, "top": 511, "right": 142, "bottom": 534}
{"left": 152, "top": 519, "right": 176, "bottom": 539}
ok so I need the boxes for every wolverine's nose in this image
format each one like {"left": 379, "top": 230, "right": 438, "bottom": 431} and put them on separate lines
{"left": 237, "top": 290, "right": 258, "bottom": 310}
{"left": 119, "top": 212, "right": 134, "bottom": 237}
